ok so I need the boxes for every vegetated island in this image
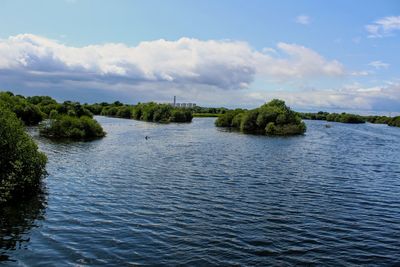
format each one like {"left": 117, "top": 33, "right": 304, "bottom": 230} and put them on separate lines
{"left": 299, "top": 111, "right": 400, "bottom": 127}
{"left": 0, "top": 92, "right": 106, "bottom": 140}
{"left": 86, "top": 100, "right": 227, "bottom": 120}
{"left": 99, "top": 102, "right": 193, "bottom": 123}
{"left": 215, "top": 99, "right": 306, "bottom": 136}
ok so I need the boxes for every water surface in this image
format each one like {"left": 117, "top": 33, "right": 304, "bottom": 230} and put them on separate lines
{"left": 1, "top": 117, "right": 400, "bottom": 266}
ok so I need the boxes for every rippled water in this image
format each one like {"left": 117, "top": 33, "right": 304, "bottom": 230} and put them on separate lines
{"left": 1, "top": 117, "right": 400, "bottom": 266}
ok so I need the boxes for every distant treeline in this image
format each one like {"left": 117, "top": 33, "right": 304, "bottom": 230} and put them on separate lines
{"left": 85, "top": 101, "right": 193, "bottom": 123}
{"left": 299, "top": 111, "right": 400, "bottom": 127}
{"left": 215, "top": 99, "right": 306, "bottom": 136}
{"left": 90, "top": 102, "right": 229, "bottom": 121}
{"left": 0, "top": 91, "right": 230, "bottom": 129}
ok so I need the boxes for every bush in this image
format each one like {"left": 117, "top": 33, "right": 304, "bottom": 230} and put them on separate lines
{"left": 215, "top": 109, "right": 244, "bottom": 127}
{"left": 338, "top": 113, "right": 365, "bottom": 123}
{"left": 240, "top": 110, "right": 259, "bottom": 132}
{"left": 0, "top": 92, "right": 45, "bottom": 125}
{"left": 0, "top": 106, "right": 47, "bottom": 204}
{"left": 265, "top": 122, "right": 307, "bottom": 135}
{"left": 130, "top": 103, "right": 192, "bottom": 123}
{"left": 170, "top": 109, "right": 193, "bottom": 122}
{"left": 388, "top": 116, "right": 400, "bottom": 127}
{"left": 39, "top": 115, "right": 106, "bottom": 139}
{"left": 231, "top": 113, "right": 243, "bottom": 128}
{"left": 215, "top": 99, "right": 306, "bottom": 136}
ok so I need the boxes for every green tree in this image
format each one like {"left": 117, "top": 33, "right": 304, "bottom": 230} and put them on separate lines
{"left": 215, "top": 99, "right": 306, "bottom": 136}
{"left": 39, "top": 115, "right": 106, "bottom": 139}
{"left": 0, "top": 106, "right": 47, "bottom": 204}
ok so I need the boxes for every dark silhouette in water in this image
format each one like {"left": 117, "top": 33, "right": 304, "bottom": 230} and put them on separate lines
{"left": 145, "top": 136, "right": 149, "bottom": 140}
{"left": 0, "top": 188, "right": 47, "bottom": 262}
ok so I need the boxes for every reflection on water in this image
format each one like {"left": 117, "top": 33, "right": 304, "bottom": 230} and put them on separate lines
{"left": 0, "top": 189, "right": 47, "bottom": 262}
{"left": 1, "top": 117, "right": 400, "bottom": 266}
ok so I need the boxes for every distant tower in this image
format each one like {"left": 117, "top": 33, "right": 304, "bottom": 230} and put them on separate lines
{"left": 173, "top": 96, "right": 176, "bottom": 106}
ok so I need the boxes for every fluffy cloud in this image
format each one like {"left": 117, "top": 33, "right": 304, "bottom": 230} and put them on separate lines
{"left": 0, "top": 34, "right": 343, "bottom": 91}
{"left": 4, "top": 34, "right": 398, "bottom": 112}
{"left": 256, "top": 43, "right": 343, "bottom": 79}
{"left": 295, "top": 15, "right": 311, "bottom": 25}
{"left": 366, "top": 16, "right": 400, "bottom": 38}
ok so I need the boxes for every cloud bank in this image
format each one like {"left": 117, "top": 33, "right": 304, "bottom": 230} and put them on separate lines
{"left": 0, "top": 34, "right": 343, "bottom": 90}
{"left": 0, "top": 34, "right": 398, "bottom": 112}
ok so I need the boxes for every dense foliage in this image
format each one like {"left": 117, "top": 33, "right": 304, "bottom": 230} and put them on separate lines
{"left": 133, "top": 102, "right": 193, "bottom": 122}
{"left": 0, "top": 91, "right": 105, "bottom": 140}
{"left": 363, "top": 115, "right": 391, "bottom": 124}
{"left": 0, "top": 106, "right": 47, "bottom": 204}
{"left": 215, "top": 99, "right": 306, "bottom": 136}
{"left": 326, "top": 113, "right": 365, "bottom": 123}
{"left": 39, "top": 115, "right": 105, "bottom": 139}
{"left": 97, "top": 102, "right": 193, "bottom": 123}
{"left": 190, "top": 106, "right": 227, "bottom": 117}
{"left": 299, "top": 111, "right": 400, "bottom": 127}
{"left": 388, "top": 116, "right": 400, "bottom": 127}
{"left": 300, "top": 111, "right": 329, "bottom": 121}
{"left": 0, "top": 92, "right": 45, "bottom": 125}
{"left": 301, "top": 111, "right": 365, "bottom": 123}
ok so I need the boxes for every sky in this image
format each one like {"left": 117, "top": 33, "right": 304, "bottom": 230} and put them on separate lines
{"left": 0, "top": 0, "right": 399, "bottom": 113}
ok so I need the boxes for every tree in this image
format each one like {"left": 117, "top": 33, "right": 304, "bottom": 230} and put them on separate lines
{"left": 215, "top": 99, "right": 306, "bottom": 136}
{"left": 39, "top": 115, "right": 106, "bottom": 140}
{"left": 0, "top": 106, "right": 47, "bottom": 204}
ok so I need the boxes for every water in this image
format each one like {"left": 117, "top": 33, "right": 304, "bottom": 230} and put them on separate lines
{"left": 1, "top": 117, "right": 400, "bottom": 266}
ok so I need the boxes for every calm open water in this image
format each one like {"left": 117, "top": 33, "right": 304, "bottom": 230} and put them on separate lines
{"left": 1, "top": 117, "right": 400, "bottom": 266}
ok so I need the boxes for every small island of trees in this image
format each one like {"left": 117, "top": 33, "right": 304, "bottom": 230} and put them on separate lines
{"left": 0, "top": 92, "right": 106, "bottom": 140}
{"left": 215, "top": 99, "right": 306, "bottom": 136}
{"left": 97, "top": 102, "right": 193, "bottom": 123}
{"left": 39, "top": 114, "right": 105, "bottom": 139}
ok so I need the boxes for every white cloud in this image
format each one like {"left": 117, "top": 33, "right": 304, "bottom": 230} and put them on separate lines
{"left": 295, "top": 15, "right": 311, "bottom": 25}
{"left": 368, "top": 60, "right": 389, "bottom": 69}
{"left": 4, "top": 34, "right": 398, "bottom": 111}
{"left": 366, "top": 16, "right": 400, "bottom": 38}
{"left": 256, "top": 43, "right": 344, "bottom": 79}
{"left": 0, "top": 34, "right": 344, "bottom": 91}
{"left": 351, "top": 71, "right": 370, "bottom": 76}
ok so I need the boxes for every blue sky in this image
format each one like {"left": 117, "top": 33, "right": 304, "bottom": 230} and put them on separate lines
{"left": 0, "top": 0, "right": 399, "bottom": 112}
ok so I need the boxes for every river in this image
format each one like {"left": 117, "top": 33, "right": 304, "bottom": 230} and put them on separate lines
{"left": 1, "top": 117, "right": 400, "bottom": 266}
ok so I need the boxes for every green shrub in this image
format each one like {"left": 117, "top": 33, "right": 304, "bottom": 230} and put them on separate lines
{"left": 39, "top": 115, "right": 106, "bottom": 139}
{"left": 215, "top": 99, "right": 306, "bottom": 136}
{"left": 129, "top": 103, "right": 192, "bottom": 123}
{"left": 170, "top": 109, "right": 192, "bottom": 122}
{"left": 265, "top": 122, "right": 306, "bottom": 135}
{"left": 388, "top": 116, "right": 400, "bottom": 127}
{"left": 240, "top": 110, "right": 259, "bottom": 132}
{"left": 215, "top": 109, "right": 244, "bottom": 127}
{"left": 0, "top": 92, "right": 45, "bottom": 125}
{"left": 0, "top": 106, "right": 47, "bottom": 204}
{"left": 338, "top": 113, "right": 365, "bottom": 123}
{"left": 231, "top": 113, "right": 243, "bottom": 128}
{"left": 116, "top": 106, "right": 133, "bottom": 118}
